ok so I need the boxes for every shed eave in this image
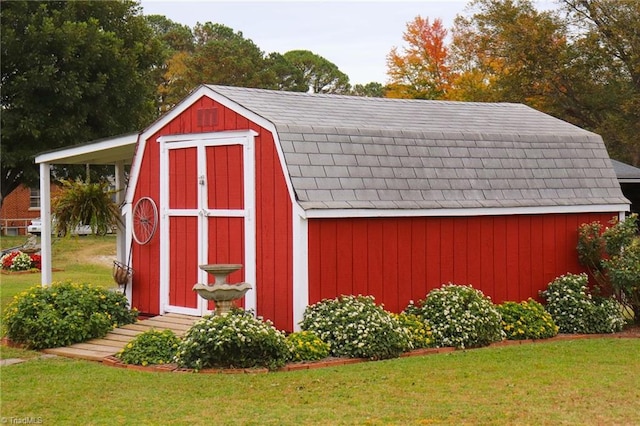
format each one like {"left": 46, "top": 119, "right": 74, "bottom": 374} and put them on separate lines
{"left": 302, "top": 203, "right": 630, "bottom": 219}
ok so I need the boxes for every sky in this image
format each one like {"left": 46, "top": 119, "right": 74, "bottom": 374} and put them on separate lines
{"left": 139, "top": 0, "right": 557, "bottom": 86}
{"left": 139, "top": 0, "right": 471, "bottom": 85}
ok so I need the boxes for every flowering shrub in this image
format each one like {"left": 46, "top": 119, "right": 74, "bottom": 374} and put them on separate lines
{"left": 410, "top": 284, "right": 504, "bottom": 349}
{"left": 0, "top": 250, "right": 41, "bottom": 271}
{"left": 577, "top": 214, "right": 640, "bottom": 323}
{"left": 2, "top": 281, "right": 138, "bottom": 349}
{"left": 393, "top": 312, "right": 434, "bottom": 349}
{"left": 300, "top": 295, "right": 411, "bottom": 360}
{"left": 498, "top": 299, "right": 558, "bottom": 340}
{"left": 116, "top": 329, "right": 181, "bottom": 366}
{"left": 540, "top": 273, "right": 626, "bottom": 334}
{"left": 174, "top": 309, "right": 289, "bottom": 371}
{"left": 286, "top": 331, "right": 330, "bottom": 362}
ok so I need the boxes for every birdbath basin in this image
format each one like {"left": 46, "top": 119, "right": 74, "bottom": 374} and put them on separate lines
{"left": 193, "top": 264, "right": 252, "bottom": 315}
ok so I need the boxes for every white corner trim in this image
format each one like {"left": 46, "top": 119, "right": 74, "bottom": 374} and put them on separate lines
{"left": 291, "top": 204, "right": 308, "bottom": 332}
{"left": 243, "top": 134, "right": 257, "bottom": 315}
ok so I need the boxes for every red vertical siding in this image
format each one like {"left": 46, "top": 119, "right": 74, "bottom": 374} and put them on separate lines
{"left": 466, "top": 217, "right": 483, "bottom": 291}
{"left": 206, "top": 145, "right": 244, "bottom": 210}
{"left": 409, "top": 219, "right": 426, "bottom": 300}
{"left": 131, "top": 94, "right": 293, "bottom": 331}
{"left": 169, "top": 148, "right": 198, "bottom": 209}
{"left": 307, "top": 212, "right": 618, "bottom": 311}
{"left": 206, "top": 217, "right": 245, "bottom": 278}
{"left": 169, "top": 216, "right": 199, "bottom": 308}
{"left": 351, "top": 220, "right": 370, "bottom": 298}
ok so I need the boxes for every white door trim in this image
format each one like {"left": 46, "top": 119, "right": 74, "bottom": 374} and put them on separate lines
{"left": 159, "top": 130, "right": 257, "bottom": 316}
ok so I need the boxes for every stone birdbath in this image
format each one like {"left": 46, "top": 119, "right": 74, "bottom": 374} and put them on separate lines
{"left": 192, "top": 264, "right": 252, "bottom": 315}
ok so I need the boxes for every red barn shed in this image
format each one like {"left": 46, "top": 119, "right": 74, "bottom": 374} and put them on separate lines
{"left": 37, "top": 85, "right": 630, "bottom": 332}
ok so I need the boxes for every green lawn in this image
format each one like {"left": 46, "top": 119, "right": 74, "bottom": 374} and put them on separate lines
{"left": 2, "top": 235, "right": 639, "bottom": 425}
{"left": 0, "top": 339, "right": 638, "bottom": 425}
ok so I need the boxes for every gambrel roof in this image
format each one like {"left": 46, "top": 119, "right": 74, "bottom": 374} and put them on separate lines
{"left": 210, "top": 85, "right": 628, "bottom": 211}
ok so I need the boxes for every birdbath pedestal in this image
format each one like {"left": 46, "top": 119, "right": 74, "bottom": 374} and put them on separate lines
{"left": 192, "top": 264, "right": 252, "bottom": 315}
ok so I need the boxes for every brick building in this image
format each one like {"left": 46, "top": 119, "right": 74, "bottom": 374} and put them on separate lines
{"left": 1, "top": 184, "right": 58, "bottom": 235}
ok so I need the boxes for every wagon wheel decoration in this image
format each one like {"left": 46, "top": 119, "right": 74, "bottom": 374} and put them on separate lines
{"left": 132, "top": 197, "right": 158, "bottom": 245}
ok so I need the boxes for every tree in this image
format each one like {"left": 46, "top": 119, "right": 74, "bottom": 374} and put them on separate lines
{"left": 445, "top": 0, "right": 640, "bottom": 166}
{"left": 260, "top": 52, "right": 307, "bottom": 92}
{"left": 1, "top": 0, "right": 163, "bottom": 206}
{"left": 187, "top": 23, "right": 268, "bottom": 88}
{"left": 386, "top": 17, "right": 450, "bottom": 99}
{"left": 282, "top": 50, "right": 350, "bottom": 93}
{"left": 350, "top": 82, "right": 386, "bottom": 97}
{"left": 159, "top": 23, "right": 295, "bottom": 106}
{"left": 560, "top": 0, "right": 640, "bottom": 165}
{"left": 146, "top": 15, "right": 194, "bottom": 113}
{"left": 448, "top": 0, "right": 567, "bottom": 108}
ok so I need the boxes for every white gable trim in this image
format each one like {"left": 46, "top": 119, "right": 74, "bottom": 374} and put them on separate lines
{"left": 203, "top": 87, "right": 298, "bottom": 207}
{"left": 126, "top": 85, "right": 298, "bottom": 208}
{"left": 126, "top": 85, "right": 212, "bottom": 204}
{"left": 303, "top": 204, "right": 630, "bottom": 219}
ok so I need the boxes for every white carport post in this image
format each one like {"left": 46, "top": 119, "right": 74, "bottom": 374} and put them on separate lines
{"left": 39, "top": 162, "right": 52, "bottom": 286}
{"left": 114, "top": 161, "right": 127, "bottom": 264}
{"left": 114, "top": 160, "right": 133, "bottom": 301}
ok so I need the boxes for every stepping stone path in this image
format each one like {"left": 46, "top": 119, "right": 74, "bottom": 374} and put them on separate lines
{"left": 1, "top": 313, "right": 199, "bottom": 364}
{"left": 42, "top": 313, "right": 199, "bottom": 361}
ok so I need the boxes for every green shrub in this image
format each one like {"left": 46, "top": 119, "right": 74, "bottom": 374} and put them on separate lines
{"left": 577, "top": 214, "right": 640, "bottom": 323}
{"left": 393, "top": 312, "right": 434, "bottom": 349}
{"left": 410, "top": 284, "right": 504, "bottom": 349}
{"left": 498, "top": 299, "right": 558, "bottom": 340}
{"left": 116, "top": 329, "right": 181, "bottom": 366}
{"left": 52, "top": 178, "right": 121, "bottom": 236}
{"left": 2, "top": 281, "right": 138, "bottom": 349}
{"left": 300, "top": 295, "right": 411, "bottom": 360}
{"left": 286, "top": 331, "right": 330, "bottom": 362}
{"left": 540, "top": 273, "right": 626, "bottom": 334}
{"left": 174, "top": 309, "right": 289, "bottom": 371}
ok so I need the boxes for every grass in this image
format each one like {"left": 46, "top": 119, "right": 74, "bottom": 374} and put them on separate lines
{"left": 0, "top": 339, "right": 638, "bottom": 425}
{"left": 1, "top": 235, "right": 639, "bottom": 424}
{"left": 1, "top": 234, "right": 117, "bottom": 306}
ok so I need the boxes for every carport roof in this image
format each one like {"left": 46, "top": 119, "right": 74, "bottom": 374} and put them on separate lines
{"left": 611, "top": 159, "right": 640, "bottom": 183}
{"left": 34, "top": 132, "right": 138, "bottom": 165}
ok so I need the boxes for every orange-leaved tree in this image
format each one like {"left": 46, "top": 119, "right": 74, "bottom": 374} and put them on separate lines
{"left": 386, "top": 16, "right": 450, "bottom": 99}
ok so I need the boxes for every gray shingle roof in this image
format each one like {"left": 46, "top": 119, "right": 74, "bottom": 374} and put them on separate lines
{"left": 208, "top": 85, "right": 628, "bottom": 210}
{"left": 611, "top": 159, "right": 640, "bottom": 181}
